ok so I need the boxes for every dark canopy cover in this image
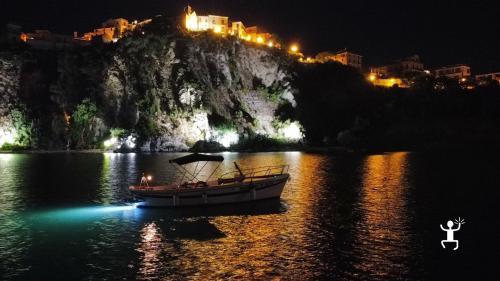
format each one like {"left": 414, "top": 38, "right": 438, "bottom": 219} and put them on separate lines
{"left": 169, "top": 153, "right": 224, "bottom": 165}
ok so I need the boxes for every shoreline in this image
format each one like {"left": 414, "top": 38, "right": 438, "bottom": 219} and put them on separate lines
{"left": 0, "top": 146, "right": 350, "bottom": 154}
{"left": 0, "top": 145, "right": 487, "bottom": 155}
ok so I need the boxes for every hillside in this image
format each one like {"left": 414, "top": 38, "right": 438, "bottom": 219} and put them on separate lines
{"left": 0, "top": 18, "right": 299, "bottom": 151}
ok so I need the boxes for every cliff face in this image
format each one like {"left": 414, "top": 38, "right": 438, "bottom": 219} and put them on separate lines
{"left": 0, "top": 28, "right": 297, "bottom": 151}
{"left": 0, "top": 54, "right": 22, "bottom": 146}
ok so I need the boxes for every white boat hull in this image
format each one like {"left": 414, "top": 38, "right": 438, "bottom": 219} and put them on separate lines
{"left": 132, "top": 174, "right": 289, "bottom": 207}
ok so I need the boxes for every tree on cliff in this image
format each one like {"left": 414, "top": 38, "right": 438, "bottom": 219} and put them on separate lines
{"left": 293, "top": 62, "right": 373, "bottom": 145}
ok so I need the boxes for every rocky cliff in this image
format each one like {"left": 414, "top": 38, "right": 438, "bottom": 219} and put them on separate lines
{"left": 0, "top": 20, "right": 300, "bottom": 151}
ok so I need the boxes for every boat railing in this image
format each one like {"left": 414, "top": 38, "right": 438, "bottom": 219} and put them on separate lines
{"left": 218, "top": 165, "right": 289, "bottom": 181}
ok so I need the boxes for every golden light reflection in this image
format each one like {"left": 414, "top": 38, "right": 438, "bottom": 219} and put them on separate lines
{"left": 137, "top": 222, "right": 164, "bottom": 278}
{"left": 0, "top": 154, "right": 31, "bottom": 273}
{"left": 98, "top": 153, "right": 113, "bottom": 203}
{"left": 354, "top": 152, "right": 411, "bottom": 275}
{"left": 166, "top": 153, "right": 326, "bottom": 279}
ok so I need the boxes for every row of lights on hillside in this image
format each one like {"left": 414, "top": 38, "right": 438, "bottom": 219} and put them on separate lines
{"left": 246, "top": 37, "right": 300, "bottom": 57}
{"left": 227, "top": 31, "right": 279, "bottom": 48}
{"left": 215, "top": 26, "right": 302, "bottom": 58}
{"left": 200, "top": 24, "right": 301, "bottom": 56}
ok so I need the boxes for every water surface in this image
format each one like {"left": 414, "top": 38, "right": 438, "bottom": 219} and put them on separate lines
{"left": 0, "top": 152, "right": 498, "bottom": 280}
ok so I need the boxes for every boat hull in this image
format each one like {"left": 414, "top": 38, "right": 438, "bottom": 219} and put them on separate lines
{"left": 131, "top": 174, "right": 289, "bottom": 207}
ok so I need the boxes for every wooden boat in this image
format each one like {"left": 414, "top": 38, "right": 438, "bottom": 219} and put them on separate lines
{"left": 129, "top": 153, "right": 289, "bottom": 207}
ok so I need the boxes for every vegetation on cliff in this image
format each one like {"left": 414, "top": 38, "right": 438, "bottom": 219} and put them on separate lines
{"left": 293, "top": 62, "right": 500, "bottom": 151}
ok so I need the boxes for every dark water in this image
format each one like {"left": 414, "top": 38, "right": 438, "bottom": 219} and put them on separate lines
{"left": 0, "top": 152, "right": 499, "bottom": 280}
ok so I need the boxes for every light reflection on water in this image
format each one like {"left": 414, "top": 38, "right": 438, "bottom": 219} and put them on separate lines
{"left": 0, "top": 152, "right": 493, "bottom": 280}
{"left": 354, "top": 152, "right": 415, "bottom": 278}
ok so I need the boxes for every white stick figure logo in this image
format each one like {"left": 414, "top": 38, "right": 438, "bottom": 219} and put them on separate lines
{"left": 440, "top": 217, "right": 465, "bottom": 250}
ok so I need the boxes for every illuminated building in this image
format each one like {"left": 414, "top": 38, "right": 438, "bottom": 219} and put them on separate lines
{"left": 184, "top": 5, "right": 278, "bottom": 47}
{"left": 315, "top": 49, "right": 363, "bottom": 69}
{"left": 245, "top": 27, "right": 267, "bottom": 41}
{"left": 76, "top": 18, "right": 151, "bottom": 43}
{"left": 19, "top": 30, "right": 86, "bottom": 49}
{"left": 367, "top": 73, "right": 408, "bottom": 88}
{"left": 231, "top": 21, "right": 247, "bottom": 38}
{"left": 475, "top": 72, "right": 500, "bottom": 84}
{"left": 185, "top": 5, "right": 198, "bottom": 31}
{"left": 102, "top": 18, "right": 130, "bottom": 38}
{"left": 371, "top": 55, "right": 424, "bottom": 77}
{"left": 184, "top": 5, "right": 229, "bottom": 34}
{"left": 80, "top": 27, "right": 116, "bottom": 43}
{"left": 434, "top": 64, "right": 471, "bottom": 80}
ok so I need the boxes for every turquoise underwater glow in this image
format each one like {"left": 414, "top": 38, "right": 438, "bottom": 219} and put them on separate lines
{"left": 29, "top": 204, "right": 140, "bottom": 223}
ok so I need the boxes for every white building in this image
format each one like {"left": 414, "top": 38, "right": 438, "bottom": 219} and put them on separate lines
{"left": 231, "top": 21, "right": 247, "bottom": 38}
{"left": 315, "top": 50, "right": 363, "bottom": 70}
{"left": 185, "top": 6, "right": 228, "bottom": 34}
{"left": 434, "top": 65, "right": 471, "bottom": 80}
{"left": 475, "top": 72, "right": 500, "bottom": 83}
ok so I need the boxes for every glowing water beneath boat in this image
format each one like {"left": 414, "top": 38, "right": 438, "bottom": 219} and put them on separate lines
{"left": 30, "top": 205, "right": 139, "bottom": 223}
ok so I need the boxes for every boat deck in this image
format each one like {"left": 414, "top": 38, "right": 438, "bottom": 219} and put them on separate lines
{"left": 130, "top": 175, "right": 278, "bottom": 192}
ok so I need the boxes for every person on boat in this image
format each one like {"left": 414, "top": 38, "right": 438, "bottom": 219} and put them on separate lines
{"left": 140, "top": 172, "right": 149, "bottom": 187}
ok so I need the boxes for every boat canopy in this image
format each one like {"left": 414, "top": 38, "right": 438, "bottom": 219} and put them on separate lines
{"left": 169, "top": 153, "right": 224, "bottom": 165}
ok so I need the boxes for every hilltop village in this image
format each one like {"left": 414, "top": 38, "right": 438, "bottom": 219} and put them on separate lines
{"left": 2, "top": 5, "right": 499, "bottom": 89}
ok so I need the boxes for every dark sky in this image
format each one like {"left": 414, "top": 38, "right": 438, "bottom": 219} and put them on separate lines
{"left": 1, "top": 0, "right": 499, "bottom": 73}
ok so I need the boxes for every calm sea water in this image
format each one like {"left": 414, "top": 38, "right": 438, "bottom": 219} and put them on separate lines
{"left": 0, "top": 152, "right": 498, "bottom": 280}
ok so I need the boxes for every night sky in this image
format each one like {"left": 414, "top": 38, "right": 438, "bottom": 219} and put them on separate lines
{"left": 1, "top": 0, "right": 499, "bottom": 73}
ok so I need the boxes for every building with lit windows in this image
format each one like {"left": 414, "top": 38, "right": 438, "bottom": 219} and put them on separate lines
{"left": 76, "top": 17, "right": 151, "bottom": 43}
{"left": 315, "top": 50, "right": 363, "bottom": 69}
{"left": 243, "top": 26, "right": 273, "bottom": 44}
{"left": 102, "top": 18, "right": 130, "bottom": 38}
{"left": 231, "top": 21, "right": 247, "bottom": 38}
{"left": 19, "top": 29, "right": 87, "bottom": 49}
{"left": 371, "top": 55, "right": 424, "bottom": 77}
{"left": 184, "top": 5, "right": 278, "bottom": 47}
{"left": 80, "top": 27, "right": 116, "bottom": 43}
{"left": 434, "top": 64, "right": 471, "bottom": 80}
{"left": 475, "top": 72, "right": 500, "bottom": 84}
{"left": 185, "top": 5, "right": 229, "bottom": 34}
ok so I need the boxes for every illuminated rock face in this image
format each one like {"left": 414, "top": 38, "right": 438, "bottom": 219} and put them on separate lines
{"left": 0, "top": 32, "right": 298, "bottom": 150}
{"left": 98, "top": 35, "right": 297, "bottom": 151}
{"left": 0, "top": 55, "right": 21, "bottom": 146}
